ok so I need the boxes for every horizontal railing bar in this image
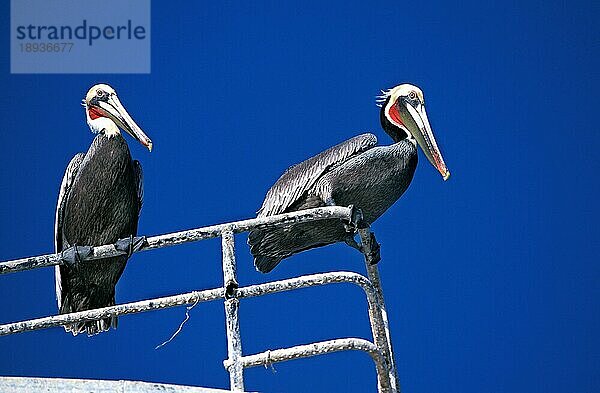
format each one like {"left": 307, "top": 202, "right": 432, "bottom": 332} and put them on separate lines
{"left": 236, "top": 271, "right": 377, "bottom": 302}
{"left": 0, "top": 376, "right": 237, "bottom": 393}
{"left": 0, "top": 206, "right": 352, "bottom": 275}
{"left": 226, "top": 338, "right": 390, "bottom": 390}
{"left": 0, "top": 270, "right": 374, "bottom": 337}
{"left": 232, "top": 338, "right": 385, "bottom": 368}
{"left": 0, "top": 288, "right": 224, "bottom": 336}
{"left": 145, "top": 207, "right": 351, "bottom": 251}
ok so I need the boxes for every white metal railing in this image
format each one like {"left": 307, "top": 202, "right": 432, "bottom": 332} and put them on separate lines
{"left": 0, "top": 206, "right": 400, "bottom": 393}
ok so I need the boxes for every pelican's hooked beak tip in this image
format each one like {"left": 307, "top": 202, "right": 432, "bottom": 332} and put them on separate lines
{"left": 442, "top": 170, "right": 450, "bottom": 181}
{"left": 147, "top": 141, "right": 153, "bottom": 152}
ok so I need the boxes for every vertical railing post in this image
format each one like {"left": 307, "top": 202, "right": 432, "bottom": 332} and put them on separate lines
{"left": 221, "top": 228, "right": 244, "bottom": 392}
{"left": 358, "top": 227, "right": 400, "bottom": 393}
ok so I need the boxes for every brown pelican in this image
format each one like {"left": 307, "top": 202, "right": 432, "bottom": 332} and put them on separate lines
{"left": 248, "top": 83, "right": 449, "bottom": 273}
{"left": 54, "top": 84, "right": 152, "bottom": 335}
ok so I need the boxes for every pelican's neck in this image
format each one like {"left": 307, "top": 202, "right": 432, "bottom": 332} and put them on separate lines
{"left": 85, "top": 108, "right": 121, "bottom": 137}
{"left": 379, "top": 102, "right": 416, "bottom": 146}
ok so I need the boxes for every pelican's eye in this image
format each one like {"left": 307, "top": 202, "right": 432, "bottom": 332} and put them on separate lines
{"left": 96, "top": 89, "right": 105, "bottom": 97}
{"left": 408, "top": 91, "right": 417, "bottom": 100}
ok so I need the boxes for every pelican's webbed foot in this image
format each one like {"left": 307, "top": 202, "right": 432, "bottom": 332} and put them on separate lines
{"left": 344, "top": 231, "right": 381, "bottom": 264}
{"left": 61, "top": 244, "right": 93, "bottom": 270}
{"left": 115, "top": 235, "right": 147, "bottom": 257}
{"left": 343, "top": 205, "right": 368, "bottom": 233}
{"left": 364, "top": 232, "right": 381, "bottom": 265}
{"left": 344, "top": 235, "right": 362, "bottom": 251}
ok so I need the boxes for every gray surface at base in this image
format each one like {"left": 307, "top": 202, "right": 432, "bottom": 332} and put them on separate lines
{"left": 0, "top": 377, "right": 250, "bottom": 393}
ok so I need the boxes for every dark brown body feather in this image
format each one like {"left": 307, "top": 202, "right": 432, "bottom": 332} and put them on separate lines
{"left": 55, "top": 133, "right": 142, "bottom": 335}
{"left": 248, "top": 134, "right": 417, "bottom": 273}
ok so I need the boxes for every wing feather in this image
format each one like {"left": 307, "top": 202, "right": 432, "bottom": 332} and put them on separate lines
{"left": 257, "top": 133, "right": 378, "bottom": 217}
{"left": 54, "top": 153, "right": 85, "bottom": 308}
{"left": 133, "top": 160, "right": 144, "bottom": 214}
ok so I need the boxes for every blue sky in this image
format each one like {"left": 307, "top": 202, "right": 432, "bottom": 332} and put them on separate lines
{"left": 0, "top": 1, "right": 598, "bottom": 392}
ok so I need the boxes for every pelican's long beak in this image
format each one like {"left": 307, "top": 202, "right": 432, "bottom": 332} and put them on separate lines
{"left": 96, "top": 95, "right": 153, "bottom": 152}
{"left": 399, "top": 100, "right": 449, "bottom": 180}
